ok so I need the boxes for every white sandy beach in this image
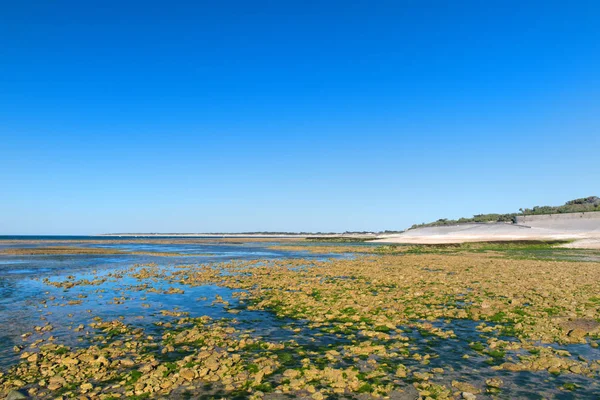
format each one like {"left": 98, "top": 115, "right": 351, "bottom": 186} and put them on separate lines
{"left": 374, "top": 213, "right": 600, "bottom": 248}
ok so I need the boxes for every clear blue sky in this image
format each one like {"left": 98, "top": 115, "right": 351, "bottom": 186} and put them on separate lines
{"left": 1, "top": 1, "right": 599, "bottom": 234}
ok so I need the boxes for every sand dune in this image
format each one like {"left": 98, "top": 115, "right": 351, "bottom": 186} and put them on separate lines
{"left": 374, "top": 212, "right": 600, "bottom": 248}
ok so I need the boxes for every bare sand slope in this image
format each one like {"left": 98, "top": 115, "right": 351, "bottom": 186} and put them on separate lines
{"left": 516, "top": 212, "right": 600, "bottom": 232}
{"left": 374, "top": 213, "right": 600, "bottom": 247}
{"left": 560, "top": 238, "right": 600, "bottom": 249}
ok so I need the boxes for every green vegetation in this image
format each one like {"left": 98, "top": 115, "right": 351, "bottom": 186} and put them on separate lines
{"left": 253, "top": 383, "right": 274, "bottom": 393}
{"left": 469, "top": 342, "right": 485, "bottom": 352}
{"left": 374, "top": 240, "right": 600, "bottom": 262}
{"left": 410, "top": 196, "right": 600, "bottom": 229}
{"left": 305, "top": 237, "right": 372, "bottom": 242}
{"left": 375, "top": 240, "right": 566, "bottom": 253}
{"left": 128, "top": 370, "right": 143, "bottom": 383}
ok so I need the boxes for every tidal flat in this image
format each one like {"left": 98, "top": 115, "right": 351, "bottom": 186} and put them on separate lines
{"left": 0, "top": 238, "right": 599, "bottom": 399}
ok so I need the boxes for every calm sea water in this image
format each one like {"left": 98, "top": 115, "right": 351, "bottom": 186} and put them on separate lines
{"left": 0, "top": 235, "right": 224, "bottom": 240}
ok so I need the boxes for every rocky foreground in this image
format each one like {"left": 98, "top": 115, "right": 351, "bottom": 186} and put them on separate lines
{"left": 1, "top": 250, "right": 600, "bottom": 399}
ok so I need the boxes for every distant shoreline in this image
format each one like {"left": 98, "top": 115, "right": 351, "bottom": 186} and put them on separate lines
{"left": 98, "top": 233, "right": 379, "bottom": 238}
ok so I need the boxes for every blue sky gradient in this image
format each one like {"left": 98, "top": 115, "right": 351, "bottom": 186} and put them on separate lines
{"left": 1, "top": 1, "right": 599, "bottom": 234}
